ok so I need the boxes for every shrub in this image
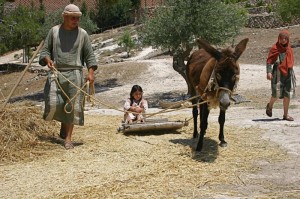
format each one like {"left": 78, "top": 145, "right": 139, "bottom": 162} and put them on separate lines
{"left": 118, "top": 29, "right": 135, "bottom": 57}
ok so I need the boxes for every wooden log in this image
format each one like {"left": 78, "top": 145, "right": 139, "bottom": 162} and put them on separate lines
{"left": 144, "top": 118, "right": 168, "bottom": 123}
{"left": 117, "top": 120, "right": 188, "bottom": 133}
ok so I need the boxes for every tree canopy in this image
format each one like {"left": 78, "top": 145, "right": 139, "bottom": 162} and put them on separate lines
{"left": 140, "top": 0, "right": 247, "bottom": 52}
{"left": 138, "top": 0, "right": 247, "bottom": 93}
{"left": 92, "top": 0, "right": 134, "bottom": 32}
{"left": 0, "top": 5, "right": 43, "bottom": 54}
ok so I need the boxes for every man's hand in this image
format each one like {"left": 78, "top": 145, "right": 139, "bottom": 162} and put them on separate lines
{"left": 45, "top": 57, "right": 54, "bottom": 69}
{"left": 87, "top": 66, "right": 96, "bottom": 83}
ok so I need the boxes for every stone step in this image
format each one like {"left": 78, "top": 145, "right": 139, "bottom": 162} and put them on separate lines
{"left": 246, "top": 13, "right": 300, "bottom": 29}
{"left": 247, "top": 6, "right": 268, "bottom": 14}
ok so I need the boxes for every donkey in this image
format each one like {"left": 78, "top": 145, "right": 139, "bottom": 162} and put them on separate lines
{"left": 186, "top": 38, "right": 249, "bottom": 152}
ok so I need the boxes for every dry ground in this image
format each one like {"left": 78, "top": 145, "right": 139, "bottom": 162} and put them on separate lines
{"left": 1, "top": 26, "right": 300, "bottom": 198}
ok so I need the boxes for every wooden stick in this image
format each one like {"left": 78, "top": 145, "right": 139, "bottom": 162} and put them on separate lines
{"left": 1, "top": 40, "right": 44, "bottom": 110}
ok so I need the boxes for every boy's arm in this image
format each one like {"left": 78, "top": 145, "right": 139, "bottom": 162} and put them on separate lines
{"left": 266, "top": 63, "right": 272, "bottom": 74}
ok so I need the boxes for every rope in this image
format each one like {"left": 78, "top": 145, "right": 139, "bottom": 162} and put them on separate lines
{"left": 86, "top": 80, "right": 96, "bottom": 106}
{"left": 51, "top": 66, "right": 236, "bottom": 119}
{"left": 52, "top": 67, "right": 127, "bottom": 113}
{"left": 51, "top": 68, "right": 206, "bottom": 118}
{"left": 145, "top": 99, "right": 208, "bottom": 121}
{"left": 52, "top": 70, "right": 87, "bottom": 114}
{"left": 144, "top": 95, "right": 204, "bottom": 119}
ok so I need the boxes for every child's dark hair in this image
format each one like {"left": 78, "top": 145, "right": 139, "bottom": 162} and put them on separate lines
{"left": 129, "top": 85, "right": 143, "bottom": 105}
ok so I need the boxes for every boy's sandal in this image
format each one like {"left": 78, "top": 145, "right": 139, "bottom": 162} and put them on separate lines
{"left": 266, "top": 103, "right": 272, "bottom": 117}
{"left": 283, "top": 115, "right": 294, "bottom": 121}
{"left": 64, "top": 142, "right": 74, "bottom": 150}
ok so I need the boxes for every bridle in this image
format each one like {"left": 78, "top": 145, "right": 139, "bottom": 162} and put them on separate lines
{"left": 202, "top": 57, "right": 239, "bottom": 99}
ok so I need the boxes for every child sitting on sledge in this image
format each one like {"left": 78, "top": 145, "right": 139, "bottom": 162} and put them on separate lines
{"left": 124, "top": 85, "right": 148, "bottom": 124}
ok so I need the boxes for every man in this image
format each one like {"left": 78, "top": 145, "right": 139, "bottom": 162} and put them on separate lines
{"left": 39, "top": 4, "right": 98, "bottom": 149}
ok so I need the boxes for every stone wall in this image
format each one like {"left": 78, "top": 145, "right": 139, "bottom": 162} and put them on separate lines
{"left": 246, "top": 11, "right": 300, "bottom": 29}
{"left": 246, "top": 12, "right": 282, "bottom": 28}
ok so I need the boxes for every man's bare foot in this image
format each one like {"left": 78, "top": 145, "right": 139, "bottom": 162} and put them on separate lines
{"left": 64, "top": 141, "right": 74, "bottom": 150}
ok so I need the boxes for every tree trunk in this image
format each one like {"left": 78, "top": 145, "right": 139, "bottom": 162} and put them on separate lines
{"left": 172, "top": 52, "right": 193, "bottom": 95}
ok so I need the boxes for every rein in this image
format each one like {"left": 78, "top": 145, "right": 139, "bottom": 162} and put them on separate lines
{"left": 51, "top": 68, "right": 209, "bottom": 119}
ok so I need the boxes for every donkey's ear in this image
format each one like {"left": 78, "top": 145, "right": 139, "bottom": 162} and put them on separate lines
{"left": 196, "top": 38, "right": 222, "bottom": 61}
{"left": 233, "top": 38, "right": 249, "bottom": 60}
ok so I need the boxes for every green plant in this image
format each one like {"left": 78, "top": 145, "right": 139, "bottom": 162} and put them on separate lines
{"left": 245, "top": 2, "right": 252, "bottom": 8}
{"left": 0, "top": 43, "right": 7, "bottom": 55}
{"left": 277, "top": 0, "right": 300, "bottom": 22}
{"left": 92, "top": 0, "right": 133, "bottom": 32}
{"left": 256, "top": 0, "right": 265, "bottom": 7}
{"left": 266, "top": 3, "right": 273, "bottom": 13}
{"left": 118, "top": 29, "right": 135, "bottom": 57}
{"left": 0, "top": 5, "right": 43, "bottom": 55}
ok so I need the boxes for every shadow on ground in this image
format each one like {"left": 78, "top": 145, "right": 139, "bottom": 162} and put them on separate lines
{"left": 170, "top": 137, "right": 219, "bottom": 163}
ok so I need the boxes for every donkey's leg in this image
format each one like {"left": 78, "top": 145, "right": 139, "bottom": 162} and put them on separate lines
{"left": 218, "top": 110, "right": 228, "bottom": 147}
{"left": 192, "top": 98, "right": 199, "bottom": 138}
{"left": 196, "top": 102, "right": 209, "bottom": 151}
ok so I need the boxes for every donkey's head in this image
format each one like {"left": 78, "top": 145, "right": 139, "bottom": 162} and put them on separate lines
{"left": 197, "top": 38, "right": 249, "bottom": 110}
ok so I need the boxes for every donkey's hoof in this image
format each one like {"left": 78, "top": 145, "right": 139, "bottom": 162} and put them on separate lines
{"left": 191, "top": 150, "right": 201, "bottom": 159}
{"left": 219, "top": 141, "right": 227, "bottom": 147}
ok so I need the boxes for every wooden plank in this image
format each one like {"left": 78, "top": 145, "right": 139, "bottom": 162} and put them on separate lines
{"left": 117, "top": 120, "right": 188, "bottom": 133}
{"left": 144, "top": 118, "right": 169, "bottom": 123}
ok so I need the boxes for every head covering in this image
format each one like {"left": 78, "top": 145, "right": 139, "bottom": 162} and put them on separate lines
{"left": 62, "top": 4, "right": 82, "bottom": 17}
{"left": 266, "top": 29, "right": 294, "bottom": 76}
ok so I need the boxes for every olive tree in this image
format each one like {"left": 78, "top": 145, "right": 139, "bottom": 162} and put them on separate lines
{"left": 139, "top": 0, "right": 247, "bottom": 94}
{"left": 0, "top": 6, "right": 43, "bottom": 58}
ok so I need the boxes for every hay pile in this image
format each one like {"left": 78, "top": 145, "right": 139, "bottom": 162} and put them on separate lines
{"left": 0, "top": 101, "right": 59, "bottom": 164}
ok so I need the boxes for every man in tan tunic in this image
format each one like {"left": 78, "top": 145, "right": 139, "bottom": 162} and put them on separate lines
{"left": 39, "top": 4, "right": 98, "bottom": 149}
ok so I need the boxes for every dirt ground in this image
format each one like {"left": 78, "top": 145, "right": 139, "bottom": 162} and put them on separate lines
{"left": 1, "top": 26, "right": 300, "bottom": 198}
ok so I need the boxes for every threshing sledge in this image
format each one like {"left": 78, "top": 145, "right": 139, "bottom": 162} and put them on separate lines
{"left": 117, "top": 118, "right": 188, "bottom": 133}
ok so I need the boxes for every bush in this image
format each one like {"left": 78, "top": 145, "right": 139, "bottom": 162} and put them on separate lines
{"left": 118, "top": 29, "right": 135, "bottom": 57}
{"left": 92, "top": 0, "right": 133, "bottom": 32}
